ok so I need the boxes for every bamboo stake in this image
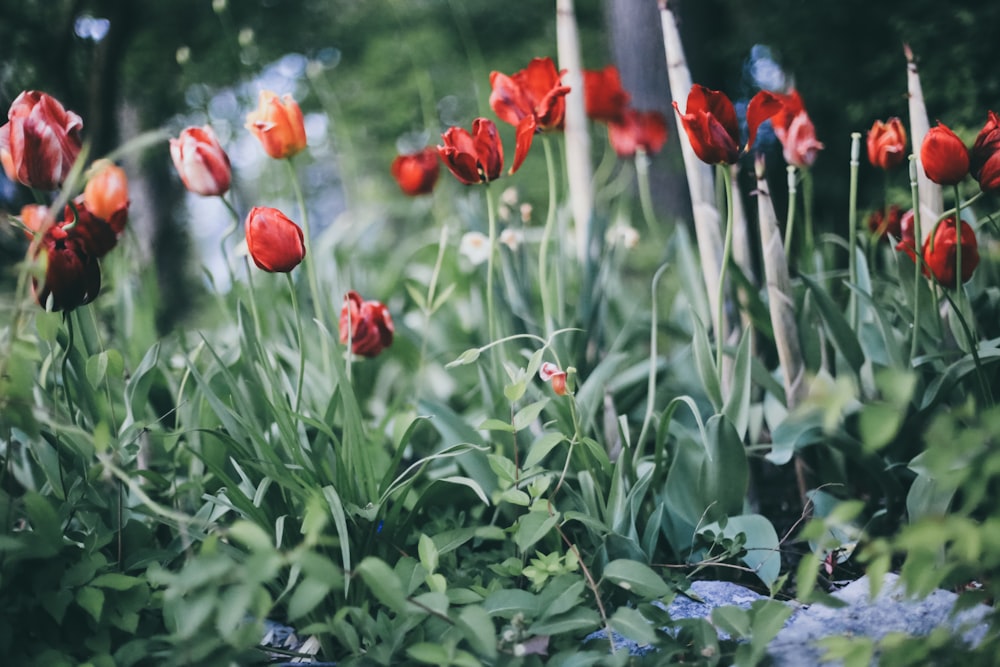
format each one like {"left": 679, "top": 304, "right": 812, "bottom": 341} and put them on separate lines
{"left": 658, "top": 0, "right": 725, "bottom": 339}
{"left": 556, "top": 0, "right": 594, "bottom": 264}
{"left": 904, "top": 43, "right": 943, "bottom": 239}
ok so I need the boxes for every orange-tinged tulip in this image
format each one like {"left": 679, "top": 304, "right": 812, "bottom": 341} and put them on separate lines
{"left": 19, "top": 203, "right": 51, "bottom": 238}
{"left": 607, "top": 109, "right": 668, "bottom": 158}
{"left": 245, "top": 91, "right": 307, "bottom": 159}
{"left": 245, "top": 206, "right": 305, "bottom": 272}
{"left": 84, "top": 160, "right": 129, "bottom": 221}
{"left": 170, "top": 126, "right": 231, "bottom": 196}
{"left": 673, "top": 85, "right": 781, "bottom": 165}
{"left": 391, "top": 147, "right": 440, "bottom": 196}
{"left": 583, "top": 65, "right": 630, "bottom": 123}
{"left": 339, "top": 290, "right": 394, "bottom": 358}
{"left": 923, "top": 216, "right": 978, "bottom": 286}
{"left": 437, "top": 118, "right": 504, "bottom": 185}
{"left": 920, "top": 123, "right": 969, "bottom": 185}
{"left": 970, "top": 110, "right": 1000, "bottom": 194}
{"left": 489, "top": 57, "right": 570, "bottom": 174}
{"left": 0, "top": 90, "right": 83, "bottom": 190}
{"left": 867, "top": 117, "right": 907, "bottom": 170}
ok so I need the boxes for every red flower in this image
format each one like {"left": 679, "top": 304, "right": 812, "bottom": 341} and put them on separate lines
{"left": 391, "top": 147, "right": 440, "bottom": 196}
{"left": 0, "top": 90, "right": 84, "bottom": 190}
{"left": 245, "top": 206, "right": 305, "bottom": 273}
{"left": 770, "top": 90, "right": 823, "bottom": 168}
{"left": 170, "top": 126, "right": 232, "bottom": 196}
{"left": 539, "top": 361, "right": 567, "bottom": 396}
{"left": 894, "top": 209, "right": 917, "bottom": 262}
{"left": 970, "top": 110, "right": 1000, "bottom": 194}
{"left": 83, "top": 159, "right": 129, "bottom": 221}
{"left": 607, "top": 109, "right": 669, "bottom": 158}
{"left": 583, "top": 65, "right": 630, "bottom": 123}
{"left": 437, "top": 118, "right": 504, "bottom": 185}
{"left": 868, "top": 205, "right": 903, "bottom": 239}
{"left": 920, "top": 123, "right": 969, "bottom": 185}
{"left": 923, "top": 217, "right": 979, "bottom": 286}
{"left": 867, "top": 118, "right": 908, "bottom": 170}
{"left": 672, "top": 85, "right": 782, "bottom": 165}
{"left": 339, "top": 290, "right": 394, "bottom": 358}
{"left": 33, "top": 225, "right": 102, "bottom": 312}
{"left": 245, "top": 91, "right": 307, "bottom": 159}
{"left": 489, "top": 57, "right": 571, "bottom": 174}
{"left": 68, "top": 196, "right": 127, "bottom": 259}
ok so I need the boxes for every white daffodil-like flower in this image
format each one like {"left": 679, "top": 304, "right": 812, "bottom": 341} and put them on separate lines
{"left": 459, "top": 231, "right": 491, "bottom": 266}
{"left": 499, "top": 228, "right": 524, "bottom": 252}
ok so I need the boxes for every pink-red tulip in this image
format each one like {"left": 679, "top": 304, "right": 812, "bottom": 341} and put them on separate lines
{"left": 246, "top": 91, "right": 307, "bottom": 159}
{"left": 437, "top": 118, "right": 504, "bottom": 185}
{"left": 245, "top": 206, "right": 305, "bottom": 272}
{"left": 673, "top": 85, "right": 782, "bottom": 165}
{"left": 391, "top": 147, "right": 440, "bottom": 196}
{"left": 970, "top": 110, "right": 1000, "bottom": 194}
{"left": 339, "top": 290, "right": 394, "bottom": 358}
{"left": 0, "top": 90, "right": 83, "bottom": 190}
{"left": 607, "top": 109, "right": 669, "bottom": 158}
{"left": 583, "top": 65, "right": 630, "bottom": 124}
{"left": 867, "top": 118, "right": 907, "bottom": 170}
{"left": 489, "top": 57, "right": 571, "bottom": 174}
{"left": 923, "top": 217, "right": 979, "bottom": 286}
{"left": 170, "top": 126, "right": 232, "bottom": 196}
{"left": 920, "top": 123, "right": 969, "bottom": 185}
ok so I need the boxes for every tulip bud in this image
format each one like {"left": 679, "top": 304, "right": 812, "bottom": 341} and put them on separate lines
{"left": 245, "top": 206, "right": 305, "bottom": 272}
{"left": 245, "top": 91, "right": 307, "bottom": 159}
{"left": 170, "top": 126, "right": 232, "bottom": 196}
{"left": 390, "top": 147, "right": 440, "bottom": 196}
{"left": 970, "top": 110, "right": 1000, "bottom": 194}
{"left": 339, "top": 290, "right": 394, "bottom": 357}
{"left": 84, "top": 159, "right": 129, "bottom": 220}
{"left": 920, "top": 123, "right": 969, "bottom": 185}
{"left": 867, "top": 117, "right": 907, "bottom": 170}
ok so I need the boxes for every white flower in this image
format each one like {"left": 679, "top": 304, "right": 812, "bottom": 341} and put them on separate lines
{"left": 606, "top": 224, "right": 639, "bottom": 249}
{"left": 459, "top": 231, "right": 491, "bottom": 266}
{"left": 499, "top": 228, "right": 524, "bottom": 252}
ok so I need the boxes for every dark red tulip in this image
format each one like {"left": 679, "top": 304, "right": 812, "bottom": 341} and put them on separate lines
{"left": 583, "top": 65, "right": 630, "bottom": 123}
{"left": 673, "top": 85, "right": 782, "bottom": 165}
{"left": 339, "top": 290, "right": 394, "bottom": 357}
{"left": 920, "top": 123, "right": 969, "bottom": 185}
{"left": 33, "top": 224, "right": 102, "bottom": 312}
{"left": 867, "top": 118, "right": 908, "bottom": 171}
{"left": 437, "top": 118, "right": 503, "bottom": 185}
{"left": 0, "top": 90, "right": 83, "bottom": 190}
{"left": 923, "top": 216, "right": 978, "bottom": 286}
{"left": 607, "top": 109, "right": 668, "bottom": 158}
{"left": 391, "top": 147, "right": 440, "bottom": 196}
{"left": 245, "top": 206, "right": 305, "bottom": 273}
{"left": 68, "top": 196, "right": 126, "bottom": 259}
{"left": 970, "top": 110, "right": 1000, "bottom": 194}
{"left": 489, "top": 57, "right": 571, "bottom": 174}
{"left": 868, "top": 204, "right": 903, "bottom": 240}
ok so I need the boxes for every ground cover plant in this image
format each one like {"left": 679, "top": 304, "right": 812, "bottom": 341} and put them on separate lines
{"left": 2, "top": 1, "right": 1000, "bottom": 665}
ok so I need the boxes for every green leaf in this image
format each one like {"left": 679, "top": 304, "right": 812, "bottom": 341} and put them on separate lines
{"left": 513, "top": 399, "right": 549, "bottom": 432}
{"left": 288, "top": 577, "right": 331, "bottom": 621}
{"left": 227, "top": 521, "right": 273, "bottom": 553}
{"left": 456, "top": 605, "right": 498, "bottom": 659}
{"left": 514, "top": 510, "right": 560, "bottom": 552}
{"left": 692, "top": 316, "right": 722, "bottom": 410}
{"left": 90, "top": 573, "right": 143, "bottom": 591}
{"left": 482, "top": 589, "right": 538, "bottom": 618}
{"left": 701, "top": 414, "right": 748, "bottom": 517}
{"left": 858, "top": 402, "right": 903, "bottom": 450}
{"left": 523, "top": 432, "right": 566, "bottom": 469}
{"left": 527, "top": 607, "right": 600, "bottom": 635}
{"left": 711, "top": 605, "right": 750, "bottom": 639}
{"left": 602, "top": 559, "right": 669, "bottom": 598}
{"left": 447, "top": 347, "right": 481, "bottom": 368}
{"left": 357, "top": 557, "right": 408, "bottom": 614}
{"left": 701, "top": 514, "right": 781, "bottom": 587}
{"left": 800, "top": 274, "right": 864, "bottom": 376}
{"left": 406, "top": 642, "right": 450, "bottom": 664}
{"left": 722, "top": 327, "right": 752, "bottom": 439}
{"left": 609, "top": 606, "right": 659, "bottom": 646}
{"left": 24, "top": 492, "right": 61, "bottom": 554}
{"left": 418, "top": 533, "right": 439, "bottom": 574}
{"left": 479, "top": 418, "right": 515, "bottom": 433}
{"left": 76, "top": 586, "right": 105, "bottom": 623}
{"left": 36, "top": 310, "right": 61, "bottom": 342}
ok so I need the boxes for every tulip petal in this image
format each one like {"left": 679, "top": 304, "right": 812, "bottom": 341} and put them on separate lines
{"left": 509, "top": 115, "right": 537, "bottom": 175}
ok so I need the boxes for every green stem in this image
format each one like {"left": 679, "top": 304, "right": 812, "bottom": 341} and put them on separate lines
{"left": 848, "top": 133, "right": 861, "bottom": 330}
{"left": 635, "top": 148, "right": 661, "bottom": 242}
{"left": 716, "top": 163, "right": 735, "bottom": 388}
{"left": 285, "top": 273, "right": 306, "bottom": 415}
{"left": 417, "top": 224, "right": 450, "bottom": 399}
{"left": 485, "top": 184, "right": 498, "bottom": 349}
{"left": 286, "top": 158, "right": 324, "bottom": 324}
{"left": 908, "top": 157, "right": 923, "bottom": 361}
{"left": 539, "top": 136, "right": 558, "bottom": 335}
{"left": 784, "top": 165, "right": 797, "bottom": 257}
{"left": 635, "top": 263, "right": 669, "bottom": 468}
{"left": 953, "top": 183, "right": 964, "bottom": 303}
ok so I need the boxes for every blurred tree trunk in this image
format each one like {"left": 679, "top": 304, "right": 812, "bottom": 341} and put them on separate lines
{"left": 603, "top": 0, "right": 690, "bottom": 224}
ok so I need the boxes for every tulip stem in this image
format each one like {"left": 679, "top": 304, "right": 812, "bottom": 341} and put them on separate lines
{"left": 485, "top": 184, "right": 499, "bottom": 361}
{"left": 635, "top": 148, "right": 662, "bottom": 242}
{"left": 285, "top": 273, "right": 306, "bottom": 415}
{"left": 540, "top": 136, "right": 558, "bottom": 336}
{"left": 848, "top": 133, "right": 861, "bottom": 331}
{"left": 784, "top": 165, "right": 797, "bottom": 257}
{"left": 286, "top": 158, "right": 323, "bottom": 323}
{"left": 716, "top": 163, "right": 735, "bottom": 387}
{"left": 908, "top": 157, "right": 923, "bottom": 361}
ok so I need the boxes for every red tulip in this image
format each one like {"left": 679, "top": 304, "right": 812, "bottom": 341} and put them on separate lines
{"left": 923, "top": 216, "right": 978, "bottom": 286}
{"left": 920, "top": 123, "right": 969, "bottom": 185}
{"left": 769, "top": 90, "right": 823, "bottom": 168}
{"left": 391, "top": 147, "right": 440, "bottom": 196}
{"left": 84, "top": 159, "right": 129, "bottom": 221}
{"left": 867, "top": 118, "right": 907, "bottom": 170}
{"left": 489, "top": 57, "right": 571, "bottom": 174}
{"left": 32, "top": 223, "right": 102, "bottom": 312}
{"left": 894, "top": 209, "right": 917, "bottom": 263}
{"left": 339, "top": 290, "right": 394, "bottom": 358}
{"left": 583, "top": 65, "right": 630, "bottom": 123}
{"left": 970, "top": 110, "right": 1000, "bottom": 194}
{"left": 539, "top": 361, "right": 567, "bottom": 396}
{"left": 245, "top": 206, "right": 305, "bottom": 272}
{"left": 246, "top": 91, "right": 307, "bottom": 159}
{"left": 867, "top": 204, "right": 903, "bottom": 239}
{"left": 170, "top": 126, "right": 232, "bottom": 196}
{"left": 68, "top": 196, "right": 127, "bottom": 259}
{"left": 607, "top": 109, "right": 668, "bottom": 158}
{"left": 437, "top": 118, "right": 504, "bottom": 185}
{"left": 0, "top": 90, "right": 83, "bottom": 190}
{"left": 673, "top": 85, "right": 782, "bottom": 165}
